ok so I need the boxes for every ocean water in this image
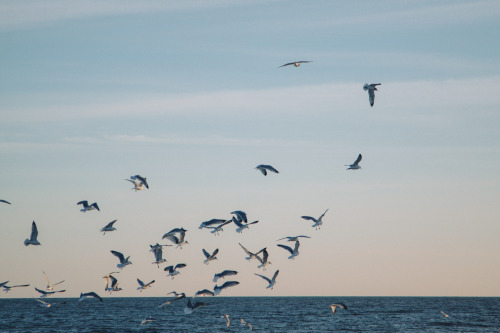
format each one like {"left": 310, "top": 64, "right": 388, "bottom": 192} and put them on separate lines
{"left": 0, "top": 297, "right": 498, "bottom": 332}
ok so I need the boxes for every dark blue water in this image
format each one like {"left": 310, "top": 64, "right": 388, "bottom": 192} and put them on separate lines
{"left": 0, "top": 297, "right": 498, "bottom": 332}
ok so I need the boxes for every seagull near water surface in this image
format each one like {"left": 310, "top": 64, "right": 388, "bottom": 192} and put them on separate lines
{"left": 79, "top": 291, "right": 103, "bottom": 302}
{"left": 184, "top": 298, "right": 208, "bottom": 314}
{"left": 329, "top": 303, "right": 348, "bottom": 315}
{"left": 255, "top": 270, "right": 279, "bottom": 290}
{"left": 35, "top": 287, "right": 66, "bottom": 298}
{"left": 363, "top": 83, "right": 381, "bottom": 107}
{"left": 213, "top": 281, "right": 240, "bottom": 295}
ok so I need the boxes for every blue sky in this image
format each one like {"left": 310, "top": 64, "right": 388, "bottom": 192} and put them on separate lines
{"left": 1, "top": 0, "right": 499, "bottom": 298}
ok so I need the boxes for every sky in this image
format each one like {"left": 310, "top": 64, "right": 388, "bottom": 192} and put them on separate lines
{"left": 1, "top": 0, "right": 500, "bottom": 298}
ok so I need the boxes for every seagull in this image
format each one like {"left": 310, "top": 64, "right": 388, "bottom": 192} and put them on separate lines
{"left": 79, "top": 292, "right": 103, "bottom": 302}
{"left": 194, "top": 289, "right": 215, "bottom": 298}
{"left": 184, "top": 298, "right": 208, "bottom": 314}
{"left": 110, "top": 250, "right": 132, "bottom": 269}
{"left": 203, "top": 248, "right": 219, "bottom": 264}
{"left": 0, "top": 199, "right": 11, "bottom": 205}
{"left": 149, "top": 243, "right": 171, "bottom": 252}
{"left": 43, "top": 271, "right": 65, "bottom": 291}
{"left": 2, "top": 284, "right": 30, "bottom": 293}
{"left": 24, "top": 221, "right": 41, "bottom": 246}
{"left": 232, "top": 217, "right": 259, "bottom": 233}
{"left": 199, "top": 219, "right": 227, "bottom": 229}
{"left": 440, "top": 310, "right": 450, "bottom": 318}
{"left": 0, "top": 281, "right": 9, "bottom": 288}
{"left": 205, "top": 219, "right": 232, "bottom": 236}
{"left": 279, "top": 61, "right": 312, "bottom": 67}
{"left": 213, "top": 270, "right": 238, "bottom": 283}
{"left": 255, "top": 164, "right": 279, "bottom": 176}
{"left": 104, "top": 274, "right": 122, "bottom": 293}
{"left": 255, "top": 270, "right": 279, "bottom": 290}
{"left": 137, "top": 278, "right": 155, "bottom": 292}
{"left": 35, "top": 298, "right": 52, "bottom": 308}
{"left": 231, "top": 210, "right": 247, "bottom": 223}
{"left": 162, "top": 228, "right": 188, "bottom": 248}
{"left": 301, "top": 209, "right": 329, "bottom": 230}
{"left": 239, "top": 243, "right": 265, "bottom": 262}
{"left": 329, "top": 303, "right": 348, "bottom": 315}
{"left": 151, "top": 246, "right": 167, "bottom": 268}
{"left": 276, "top": 235, "right": 310, "bottom": 242}
{"left": 164, "top": 263, "right": 187, "bottom": 279}
{"left": 124, "top": 178, "right": 144, "bottom": 191}
{"left": 100, "top": 220, "right": 117, "bottom": 235}
{"left": 35, "top": 287, "right": 66, "bottom": 298}
{"left": 346, "top": 154, "right": 362, "bottom": 170}
{"left": 213, "top": 281, "right": 240, "bottom": 296}
{"left": 130, "top": 175, "right": 149, "bottom": 189}
{"left": 222, "top": 314, "right": 230, "bottom": 328}
{"left": 363, "top": 83, "right": 381, "bottom": 107}
{"left": 140, "top": 316, "right": 156, "bottom": 325}
{"left": 77, "top": 200, "right": 100, "bottom": 212}
{"left": 277, "top": 240, "right": 300, "bottom": 259}
{"left": 256, "top": 248, "right": 271, "bottom": 270}
{"left": 159, "top": 291, "right": 186, "bottom": 308}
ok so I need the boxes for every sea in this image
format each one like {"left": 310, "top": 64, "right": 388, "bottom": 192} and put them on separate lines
{"left": 0, "top": 297, "right": 499, "bottom": 332}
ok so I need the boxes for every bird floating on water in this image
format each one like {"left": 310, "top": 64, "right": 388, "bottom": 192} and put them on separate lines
{"left": 24, "top": 221, "right": 41, "bottom": 246}
{"left": 363, "top": 83, "right": 381, "bottom": 107}
{"left": 35, "top": 287, "right": 65, "bottom": 298}
{"left": 110, "top": 250, "right": 132, "bottom": 269}
{"left": 301, "top": 209, "right": 329, "bottom": 230}
{"left": 346, "top": 154, "right": 362, "bottom": 170}
{"left": 255, "top": 270, "right": 279, "bottom": 290}
{"left": 279, "top": 61, "right": 312, "bottom": 67}
{"left": 100, "top": 220, "right": 117, "bottom": 235}
{"left": 276, "top": 235, "right": 310, "bottom": 242}
{"left": 256, "top": 164, "right": 279, "bottom": 176}
{"left": 77, "top": 200, "right": 100, "bottom": 212}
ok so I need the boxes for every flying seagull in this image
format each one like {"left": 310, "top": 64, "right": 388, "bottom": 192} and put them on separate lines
{"left": 205, "top": 219, "right": 232, "bottom": 236}
{"left": 213, "top": 270, "right": 238, "bottom": 283}
{"left": 276, "top": 235, "right": 310, "bottom": 242}
{"left": 213, "top": 281, "right": 240, "bottom": 296}
{"left": 24, "top": 221, "right": 41, "bottom": 246}
{"left": 256, "top": 248, "right": 272, "bottom": 270}
{"left": 363, "top": 83, "right": 381, "bottom": 107}
{"left": 184, "top": 298, "right": 208, "bottom": 314}
{"left": 162, "top": 228, "right": 188, "bottom": 248}
{"left": 301, "top": 209, "right": 329, "bottom": 230}
{"left": 231, "top": 210, "right": 247, "bottom": 223}
{"left": 329, "top": 303, "right": 348, "bottom": 315}
{"left": 239, "top": 243, "right": 265, "bottom": 262}
{"left": 137, "top": 278, "right": 155, "bottom": 292}
{"left": 77, "top": 200, "right": 100, "bottom": 212}
{"left": 440, "top": 310, "right": 450, "bottom": 318}
{"left": 124, "top": 178, "right": 144, "bottom": 191}
{"left": 151, "top": 246, "right": 167, "bottom": 268}
{"left": 279, "top": 61, "right": 312, "bottom": 67}
{"left": 164, "top": 263, "right": 187, "bottom": 279}
{"left": 222, "top": 314, "right": 230, "bottom": 328}
{"left": 277, "top": 240, "right": 300, "bottom": 259}
{"left": 199, "top": 219, "right": 227, "bottom": 229}
{"left": 35, "top": 287, "right": 66, "bottom": 298}
{"left": 158, "top": 292, "right": 186, "bottom": 308}
{"left": 232, "top": 217, "right": 259, "bottom": 233}
{"left": 254, "top": 270, "right": 279, "bottom": 290}
{"left": 346, "top": 154, "right": 362, "bottom": 170}
{"left": 43, "top": 271, "right": 65, "bottom": 291}
{"left": 79, "top": 292, "right": 103, "bottom": 302}
{"left": 2, "top": 284, "right": 30, "bottom": 293}
{"left": 203, "top": 248, "right": 219, "bottom": 264}
{"left": 100, "top": 220, "right": 117, "bottom": 235}
{"left": 0, "top": 199, "right": 11, "bottom": 205}
{"left": 0, "top": 281, "right": 9, "bottom": 288}
{"left": 255, "top": 164, "right": 279, "bottom": 176}
{"left": 194, "top": 289, "right": 215, "bottom": 298}
{"left": 110, "top": 250, "right": 132, "bottom": 269}
{"left": 130, "top": 175, "right": 149, "bottom": 189}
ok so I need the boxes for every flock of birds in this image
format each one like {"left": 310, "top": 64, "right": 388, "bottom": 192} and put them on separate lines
{"left": 1, "top": 61, "right": 451, "bottom": 329}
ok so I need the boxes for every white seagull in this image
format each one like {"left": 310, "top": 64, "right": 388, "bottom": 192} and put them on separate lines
{"left": 276, "top": 235, "right": 310, "bottom": 242}
{"left": 329, "top": 303, "right": 348, "bottom": 315}
{"left": 194, "top": 289, "right": 215, "bottom": 298}
{"left": 255, "top": 164, "right": 279, "bottom": 176}
{"left": 130, "top": 175, "right": 149, "bottom": 189}
{"left": 231, "top": 210, "right": 248, "bottom": 223}
{"left": 104, "top": 274, "right": 122, "bottom": 293}
{"left": 239, "top": 243, "right": 265, "bottom": 262}
{"left": 279, "top": 60, "right": 312, "bottom": 67}
{"left": 140, "top": 316, "right": 157, "bottom": 325}
{"left": 151, "top": 246, "right": 167, "bottom": 268}
{"left": 158, "top": 291, "right": 186, "bottom": 308}
{"left": 35, "top": 287, "right": 66, "bottom": 298}
{"left": 124, "top": 178, "right": 144, "bottom": 191}
{"left": 301, "top": 209, "right": 329, "bottom": 230}
{"left": 110, "top": 250, "right": 132, "bottom": 269}
{"left": 213, "top": 281, "right": 240, "bottom": 296}
{"left": 440, "top": 310, "right": 450, "bottom": 318}
{"left": 255, "top": 270, "right": 279, "bottom": 290}
{"left": 43, "top": 271, "right": 65, "bottom": 291}
{"left": 184, "top": 298, "right": 208, "bottom": 314}
{"left": 205, "top": 219, "right": 232, "bottom": 236}
{"left": 24, "top": 221, "right": 41, "bottom": 246}
{"left": 277, "top": 240, "right": 300, "bottom": 259}
{"left": 203, "top": 248, "right": 219, "bottom": 264}
{"left": 3, "top": 284, "right": 30, "bottom": 293}
{"left": 164, "top": 263, "right": 187, "bottom": 279}
{"left": 162, "top": 228, "right": 188, "bottom": 248}
{"left": 35, "top": 298, "right": 52, "bottom": 308}
{"left": 79, "top": 291, "right": 103, "bottom": 302}
{"left": 77, "top": 200, "right": 100, "bottom": 212}
{"left": 213, "top": 270, "right": 238, "bottom": 283}
{"left": 100, "top": 220, "right": 117, "bottom": 235}
{"left": 199, "top": 219, "right": 227, "bottom": 229}
{"left": 363, "top": 83, "right": 381, "bottom": 107}
{"left": 232, "top": 217, "right": 259, "bottom": 233}
{"left": 346, "top": 154, "right": 362, "bottom": 170}
{"left": 0, "top": 199, "right": 11, "bottom": 205}
{"left": 137, "top": 278, "right": 155, "bottom": 292}
{"left": 222, "top": 314, "right": 230, "bottom": 328}
{"left": 256, "top": 248, "right": 272, "bottom": 270}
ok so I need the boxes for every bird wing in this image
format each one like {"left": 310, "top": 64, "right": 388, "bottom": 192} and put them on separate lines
{"left": 272, "top": 270, "right": 279, "bottom": 282}
{"left": 164, "top": 266, "right": 174, "bottom": 273}
{"left": 221, "top": 281, "right": 239, "bottom": 289}
{"left": 77, "top": 200, "right": 88, "bottom": 207}
{"left": 0, "top": 199, "right": 11, "bottom": 204}
{"left": 88, "top": 292, "right": 103, "bottom": 301}
{"left": 263, "top": 165, "right": 279, "bottom": 173}
{"left": 154, "top": 248, "right": 163, "bottom": 262}
{"left": 212, "top": 248, "right": 219, "bottom": 257}
{"left": 301, "top": 216, "right": 318, "bottom": 223}
{"left": 318, "top": 209, "right": 329, "bottom": 221}
{"left": 175, "top": 263, "right": 187, "bottom": 269}
{"left": 111, "top": 250, "right": 125, "bottom": 262}
{"left": 254, "top": 273, "right": 271, "bottom": 284}
{"left": 30, "top": 221, "right": 38, "bottom": 241}
{"left": 239, "top": 243, "right": 251, "bottom": 256}
{"left": 279, "top": 62, "right": 294, "bottom": 67}
{"left": 137, "top": 279, "right": 144, "bottom": 287}
{"left": 91, "top": 203, "right": 100, "bottom": 211}
{"left": 163, "top": 234, "right": 179, "bottom": 243}
{"left": 353, "top": 154, "right": 362, "bottom": 166}
{"left": 330, "top": 305, "right": 337, "bottom": 315}
{"left": 232, "top": 216, "right": 244, "bottom": 227}
{"left": 135, "top": 175, "right": 149, "bottom": 189}
{"left": 293, "top": 241, "right": 300, "bottom": 252}
{"left": 368, "top": 89, "right": 375, "bottom": 106}
{"left": 202, "top": 249, "right": 210, "bottom": 259}
{"left": 35, "top": 287, "right": 47, "bottom": 295}
{"left": 277, "top": 244, "right": 293, "bottom": 255}
{"left": 106, "top": 220, "right": 117, "bottom": 228}
{"left": 257, "top": 166, "right": 267, "bottom": 176}
{"left": 247, "top": 220, "right": 259, "bottom": 226}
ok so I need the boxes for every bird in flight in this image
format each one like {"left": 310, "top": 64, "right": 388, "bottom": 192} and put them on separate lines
{"left": 100, "top": 220, "right": 117, "bottom": 235}
{"left": 77, "top": 200, "right": 100, "bottom": 212}
{"left": 254, "top": 270, "right": 279, "bottom": 290}
{"left": 256, "top": 164, "right": 279, "bottom": 176}
{"left": 363, "top": 83, "right": 381, "bottom": 107}
{"left": 301, "top": 209, "right": 329, "bottom": 230}
{"left": 43, "top": 271, "right": 65, "bottom": 291}
{"left": 110, "top": 250, "right": 132, "bottom": 269}
{"left": 79, "top": 291, "right": 103, "bottom": 302}
{"left": 0, "top": 199, "right": 11, "bottom": 205}
{"left": 24, "top": 221, "right": 41, "bottom": 246}
{"left": 346, "top": 154, "right": 362, "bottom": 170}
{"left": 279, "top": 61, "right": 312, "bottom": 67}
{"left": 329, "top": 303, "right": 348, "bottom": 315}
